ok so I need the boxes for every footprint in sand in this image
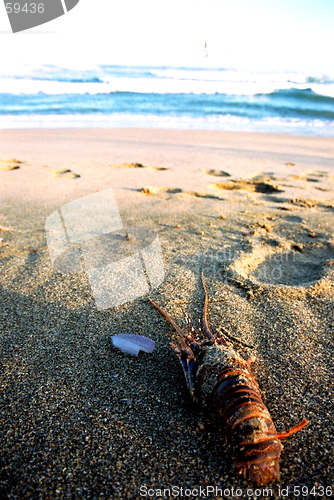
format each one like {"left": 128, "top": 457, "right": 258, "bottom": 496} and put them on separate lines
{"left": 211, "top": 178, "right": 283, "bottom": 194}
{"left": 232, "top": 241, "right": 334, "bottom": 287}
{"left": 0, "top": 159, "right": 24, "bottom": 170}
{"left": 205, "top": 169, "right": 231, "bottom": 177}
{"left": 139, "top": 187, "right": 223, "bottom": 200}
{"left": 110, "top": 162, "right": 168, "bottom": 171}
{"left": 0, "top": 225, "right": 15, "bottom": 233}
{"left": 250, "top": 172, "right": 280, "bottom": 181}
{"left": 139, "top": 186, "right": 182, "bottom": 194}
{"left": 287, "top": 198, "right": 334, "bottom": 209}
{"left": 289, "top": 170, "right": 329, "bottom": 182}
{"left": 184, "top": 191, "right": 223, "bottom": 200}
{"left": 51, "top": 169, "right": 80, "bottom": 179}
{"left": 289, "top": 170, "right": 334, "bottom": 188}
{"left": 290, "top": 175, "right": 320, "bottom": 183}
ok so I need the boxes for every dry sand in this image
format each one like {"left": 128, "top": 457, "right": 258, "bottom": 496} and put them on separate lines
{"left": 0, "top": 129, "right": 333, "bottom": 499}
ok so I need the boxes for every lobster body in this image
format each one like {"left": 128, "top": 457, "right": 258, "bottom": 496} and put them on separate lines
{"left": 149, "top": 273, "right": 308, "bottom": 485}
{"left": 197, "top": 343, "right": 282, "bottom": 484}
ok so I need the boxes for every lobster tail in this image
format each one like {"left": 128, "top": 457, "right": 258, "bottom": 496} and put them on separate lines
{"left": 230, "top": 410, "right": 283, "bottom": 484}
{"left": 212, "top": 371, "right": 283, "bottom": 485}
{"left": 233, "top": 436, "right": 282, "bottom": 485}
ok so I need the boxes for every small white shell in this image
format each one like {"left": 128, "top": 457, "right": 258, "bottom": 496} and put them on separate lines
{"left": 111, "top": 334, "right": 155, "bottom": 356}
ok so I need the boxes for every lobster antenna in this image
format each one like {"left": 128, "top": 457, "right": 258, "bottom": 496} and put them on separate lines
{"left": 218, "top": 326, "right": 254, "bottom": 349}
{"left": 200, "top": 271, "right": 253, "bottom": 348}
{"left": 148, "top": 298, "right": 185, "bottom": 338}
{"left": 200, "top": 271, "right": 214, "bottom": 340}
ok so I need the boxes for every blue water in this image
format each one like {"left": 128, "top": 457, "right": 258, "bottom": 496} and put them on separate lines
{"left": 0, "top": 64, "right": 333, "bottom": 135}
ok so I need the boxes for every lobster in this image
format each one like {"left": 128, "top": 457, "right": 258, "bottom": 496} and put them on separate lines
{"left": 148, "top": 273, "right": 308, "bottom": 485}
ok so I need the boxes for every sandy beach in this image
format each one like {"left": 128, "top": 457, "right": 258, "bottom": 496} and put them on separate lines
{"left": 0, "top": 128, "right": 333, "bottom": 499}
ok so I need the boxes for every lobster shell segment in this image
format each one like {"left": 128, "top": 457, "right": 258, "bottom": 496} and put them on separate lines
{"left": 200, "top": 345, "right": 283, "bottom": 485}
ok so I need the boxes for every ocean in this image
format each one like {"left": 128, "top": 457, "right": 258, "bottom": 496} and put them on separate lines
{"left": 0, "top": 64, "right": 333, "bottom": 136}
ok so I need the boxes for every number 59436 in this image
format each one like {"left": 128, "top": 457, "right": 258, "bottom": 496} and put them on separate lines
{"left": 5, "top": 3, "right": 45, "bottom": 14}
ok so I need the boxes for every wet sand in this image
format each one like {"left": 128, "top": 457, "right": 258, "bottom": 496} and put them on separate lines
{"left": 0, "top": 129, "right": 333, "bottom": 499}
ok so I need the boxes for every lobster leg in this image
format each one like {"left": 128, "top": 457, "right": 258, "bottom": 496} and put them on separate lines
{"left": 170, "top": 339, "right": 197, "bottom": 398}
{"left": 148, "top": 298, "right": 199, "bottom": 398}
{"left": 276, "top": 418, "right": 309, "bottom": 440}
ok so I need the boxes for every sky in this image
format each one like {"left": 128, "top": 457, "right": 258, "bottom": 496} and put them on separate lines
{"left": 1, "top": 0, "right": 334, "bottom": 74}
